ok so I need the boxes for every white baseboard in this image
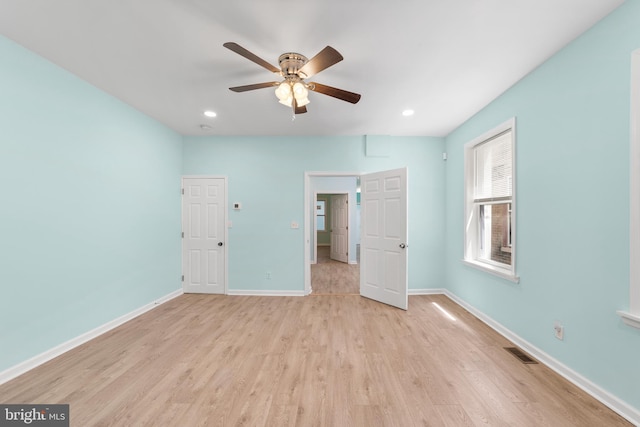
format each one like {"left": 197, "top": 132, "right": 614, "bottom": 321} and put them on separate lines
{"left": 440, "top": 290, "right": 640, "bottom": 426}
{"left": 227, "top": 289, "right": 305, "bottom": 297}
{"left": 0, "top": 288, "right": 184, "bottom": 386}
{"left": 409, "top": 288, "right": 448, "bottom": 295}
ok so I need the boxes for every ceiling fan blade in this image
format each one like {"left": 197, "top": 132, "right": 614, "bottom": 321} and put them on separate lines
{"left": 229, "top": 82, "right": 279, "bottom": 92}
{"left": 223, "top": 42, "right": 281, "bottom": 74}
{"left": 308, "top": 82, "right": 361, "bottom": 104}
{"left": 298, "top": 46, "right": 343, "bottom": 78}
{"left": 292, "top": 97, "right": 308, "bottom": 115}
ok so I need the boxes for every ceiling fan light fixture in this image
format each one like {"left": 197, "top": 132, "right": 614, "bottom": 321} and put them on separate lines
{"left": 292, "top": 82, "right": 310, "bottom": 107}
{"left": 275, "top": 82, "right": 291, "bottom": 101}
{"left": 293, "top": 82, "right": 307, "bottom": 97}
{"left": 295, "top": 96, "right": 310, "bottom": 107}
{"left": 278, "top": 96, "right": 293, "bottom": 107}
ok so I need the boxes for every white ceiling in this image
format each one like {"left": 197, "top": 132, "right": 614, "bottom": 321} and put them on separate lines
{"left": 0, "top": 0, "right": 624, "bottom": 137}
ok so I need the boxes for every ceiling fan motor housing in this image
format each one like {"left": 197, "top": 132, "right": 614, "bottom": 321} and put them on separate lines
{"left": 278, "top": 53, "right": 309, "bottom": 79}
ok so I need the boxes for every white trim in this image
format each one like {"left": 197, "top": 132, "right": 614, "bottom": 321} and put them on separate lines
{"left": 617, "top": 310, "right": 640, "bottom": 329}
{"left": 348, "top": 261, "right": 358, "bottom": 265}
{"left": 463, "top": 118, "right": 518, "bottom": 280}
{"left": 181, "top": 175, "right": 228, "bottom": 179}
{"left": 227, "top": 289, "right": 305, "bottom": 297}
{"left": 441, "top": 290, "right": 640, "bottom": 426}
{"left": 0, "top": 289, "right": 184, "bottom": 386}
{"left": 409, "top": 288, "right": 447, "bottom": 295}
{"left": 304, "top": 171, "right": 361, "bottom": 295}
{"left": 313, "top": 193, "right": 321, "bottom": 264}
{"left": 621, "top": 48, "right": 640, "bottom": 327}
{"left": 462, "top": 259, "right": 520, "bottom": 283}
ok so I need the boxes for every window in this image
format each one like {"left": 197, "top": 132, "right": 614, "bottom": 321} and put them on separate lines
{"left": 464, "top": 118, "right": 518, "bottom": 282}
{"left": 316, "top": 200, "right": 327, "bottom": 232}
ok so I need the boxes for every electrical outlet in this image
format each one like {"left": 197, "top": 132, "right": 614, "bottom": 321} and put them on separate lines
{"left": 554, "top": 322, "right": 564, "bottom": 340}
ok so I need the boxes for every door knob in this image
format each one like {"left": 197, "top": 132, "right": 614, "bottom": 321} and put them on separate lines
{"left": 218, "top": 242, "right": 223, "bottom": 247}
{"left": 399, "top": 243, "right": 407, "bottom": 249}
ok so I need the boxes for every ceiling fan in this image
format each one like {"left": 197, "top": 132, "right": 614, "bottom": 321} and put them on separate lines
{"left": 223, "top": 42, "right": 361, "bottom": 115}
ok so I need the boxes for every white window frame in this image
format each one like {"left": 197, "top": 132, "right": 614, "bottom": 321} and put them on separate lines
{"left": 618, "top": 49, "right": 640, "bottom": 329}
{"left": 463, "top": 117, "right": 519, "bottom": 283}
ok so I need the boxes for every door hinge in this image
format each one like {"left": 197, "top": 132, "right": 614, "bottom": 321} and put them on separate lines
{"left": 181, "top": 231, "right": 184, "bottom": 238}
{"left": 181, "top": 275, "right": 184, "bottom": 282}
{"left": 181, "top": 188, "right": 184, "bottom": 195}
{"left": 346, "top": 226, "right": 348, "bottom": 230}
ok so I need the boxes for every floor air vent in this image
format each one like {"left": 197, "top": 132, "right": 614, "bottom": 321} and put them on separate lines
{"left": 504, "top": 347, "right": 538, "bottom": 364}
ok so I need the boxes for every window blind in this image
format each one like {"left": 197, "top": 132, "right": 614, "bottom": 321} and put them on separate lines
{"left": 474, "top": 130, "right": 513, "bottom": 202}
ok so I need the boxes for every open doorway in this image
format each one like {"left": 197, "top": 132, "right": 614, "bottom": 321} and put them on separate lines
{"left": 316, "top": 194, "right": 349, "bottom": 264}
{"left": 305, "top": 173, "right": 360, "bottom": 295}
{"left": 312, "top": 193, "right": 359, "bottom": 294}
{"left": 304, "top": 169, "right": 408, "bottom": 309}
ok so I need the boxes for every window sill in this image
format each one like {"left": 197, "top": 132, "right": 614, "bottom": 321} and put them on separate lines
{"left": 462, "top": 259, "right": 520, "bottom": 283}
{"left": 617, "top": 311, "right": 640, "bottom": 329}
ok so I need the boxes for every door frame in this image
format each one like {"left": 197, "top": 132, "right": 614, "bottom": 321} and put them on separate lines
{"left": 304, "top": 171, "right": 360, "bottom": 295}
{"left": 181, "top": 175, "right": 229, "bottom": 295}
{"left": 312, "top": 193, "right": 326, "bottom": 265}
{"left": 313, "top": 192, "right": 350, "bottom": 264}
{"left": 329, "top": 193, "right": 350, "bottom": 264}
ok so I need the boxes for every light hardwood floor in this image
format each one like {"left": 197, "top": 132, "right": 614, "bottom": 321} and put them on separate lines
{"left": 311, "top": 246, "right": 359, "bottom": 295}
{"left": 0, "top": 294, "right": 631, "bottom": 426}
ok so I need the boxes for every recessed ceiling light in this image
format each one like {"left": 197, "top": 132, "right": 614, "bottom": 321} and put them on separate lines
{"left": 402, "top": 109, "right": 415, "bottom": 117}
{"left": 203, "top": 110, "right": 217, "bottom": 118}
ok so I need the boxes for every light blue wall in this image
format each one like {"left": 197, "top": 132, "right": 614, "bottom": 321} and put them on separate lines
{"left": 4, "top": 0, "right": 638, "bottom": 416}
{"left": 182, "top": 135, "right": 446, "bottom": 291}
{"left": 0, "top": 36, "right": 183, "bottom": 372}
{"left": 444, "top": 0, "right": 640, "bottom": 410}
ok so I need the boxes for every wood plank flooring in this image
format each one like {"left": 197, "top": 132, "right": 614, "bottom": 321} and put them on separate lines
{"left": 0, "top": 294, "right": 631, "bottom": 426}
{"left": 311, "top": 246, "right": 359, "bottom": 295}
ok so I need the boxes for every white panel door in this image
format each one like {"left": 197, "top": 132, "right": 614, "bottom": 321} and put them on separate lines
{"left": 360, "top": 168, "right": 408, "bottom": 310}
{"left": 330, "top": 194, "right": 349, "bottom": 263}
{"left": 182, "top": 177, "right": 226, "bottom": 294}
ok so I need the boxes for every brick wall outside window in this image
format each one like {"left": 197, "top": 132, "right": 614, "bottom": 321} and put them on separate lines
{"left": 490, "top": 203, "right": 511, "bottom": 265}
